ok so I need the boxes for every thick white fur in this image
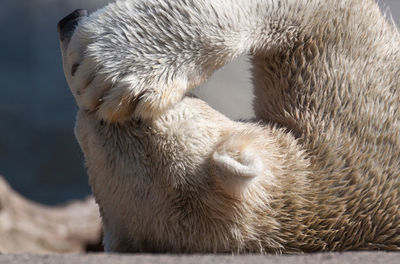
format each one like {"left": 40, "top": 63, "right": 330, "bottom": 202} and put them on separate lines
{"left": 60, "top": 0, "right": 400, "bottom": 253}
{"left": 62, "top": 0, "right": 310, "bottom": 121}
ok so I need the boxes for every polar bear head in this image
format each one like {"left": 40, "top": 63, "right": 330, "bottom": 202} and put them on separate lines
{"left": 58, "top": 7, "right": 310, "bottom": 253}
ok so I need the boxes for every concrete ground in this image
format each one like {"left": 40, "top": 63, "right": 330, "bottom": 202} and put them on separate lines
{"left": 1, "top": 252, "right": 400, "bottom": 264}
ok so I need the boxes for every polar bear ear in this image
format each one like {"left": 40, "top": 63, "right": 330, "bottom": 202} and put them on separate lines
{"left": 212, "top": 145, "right": 263, "bottom": 197}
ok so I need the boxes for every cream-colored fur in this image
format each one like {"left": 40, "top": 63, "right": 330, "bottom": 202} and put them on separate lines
{"left": 59, "top": 0, "right": 400, "bottom": 253}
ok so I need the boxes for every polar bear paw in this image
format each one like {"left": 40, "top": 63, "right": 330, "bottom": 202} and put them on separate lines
{"left": 62, "top": 43, "right": 190, "bottom": 123}
{"left": 58, "top": 2, "right": 211, "bottom": 123}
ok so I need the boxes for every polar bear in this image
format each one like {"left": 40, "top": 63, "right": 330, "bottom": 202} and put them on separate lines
{"left": 58, "top": 0, "right": 400, "bottom": 253}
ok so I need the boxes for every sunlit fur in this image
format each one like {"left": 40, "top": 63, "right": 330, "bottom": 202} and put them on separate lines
{"left": 60, "top": 0, "right": 400, "bottom": 253}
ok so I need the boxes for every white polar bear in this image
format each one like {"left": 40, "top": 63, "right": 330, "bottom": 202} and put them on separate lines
{"left": 58, "top": 0, "right": 400, "bottom": 253}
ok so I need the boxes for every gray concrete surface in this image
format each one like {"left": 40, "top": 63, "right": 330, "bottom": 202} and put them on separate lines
{"left": 1, "top": 252, "right": 400, "bottom": 264}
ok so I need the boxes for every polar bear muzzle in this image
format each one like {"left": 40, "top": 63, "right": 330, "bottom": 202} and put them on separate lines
{"left": 57, "top": 9, "right": 88, "bottom": 43}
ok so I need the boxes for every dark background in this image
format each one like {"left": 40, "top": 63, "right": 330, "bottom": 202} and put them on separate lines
{"left": 0, "top": 0, "right": 398, "bottom": 205}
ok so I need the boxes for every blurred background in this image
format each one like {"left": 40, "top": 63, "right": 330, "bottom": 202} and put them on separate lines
{"left": 0, "top": 0, "right": 399, "bottom": 205}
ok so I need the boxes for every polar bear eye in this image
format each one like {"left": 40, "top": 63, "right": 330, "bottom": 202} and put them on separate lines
{"left": 71, "top": 63, "right": 80, "bottom": 76}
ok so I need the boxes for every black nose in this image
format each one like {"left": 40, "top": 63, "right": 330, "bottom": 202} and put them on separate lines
{"left": 57, "top": 9, "right": 88, "bottom": 42}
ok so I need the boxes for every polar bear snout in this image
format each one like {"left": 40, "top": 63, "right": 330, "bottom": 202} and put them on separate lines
{"left": 57, "top": 9, "right": 88, "bottom": 43}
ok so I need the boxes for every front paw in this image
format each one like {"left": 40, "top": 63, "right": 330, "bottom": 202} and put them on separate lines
{"left": 70, "top": 62, "right": 143, "bottom": 122}
{"left": 67, "top": 55, "right": 185, "bottom": 122}
{"left": 59, "top": 1, "right": 208, "bottom": 123}
{"left": 58, "top": 12, "right": 181, "bottom": 122}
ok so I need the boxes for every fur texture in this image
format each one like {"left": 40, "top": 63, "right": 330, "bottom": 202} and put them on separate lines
{"left": 59, "top": 0, "right": 400, "bottom": 253}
